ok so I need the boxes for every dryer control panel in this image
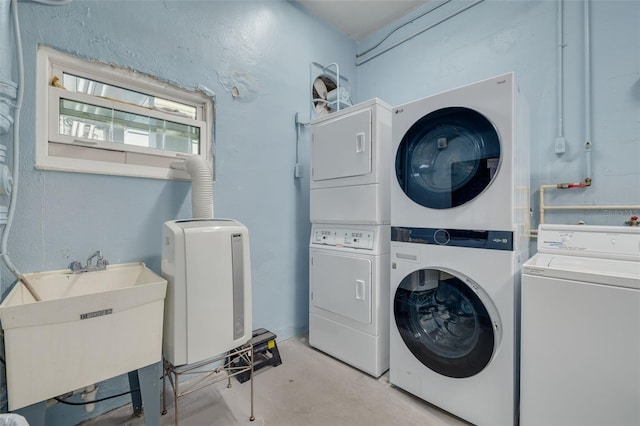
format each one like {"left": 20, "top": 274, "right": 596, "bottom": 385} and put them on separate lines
{"left": 312, "top": 227, "right": 375, "bottom": 250}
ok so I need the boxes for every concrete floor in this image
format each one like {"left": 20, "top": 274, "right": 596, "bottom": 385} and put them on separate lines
{"left": 85, "top": 335, "right": 469, "bottom": 426}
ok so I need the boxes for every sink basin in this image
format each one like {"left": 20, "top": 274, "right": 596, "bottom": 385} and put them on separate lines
{"left": 0, "top": 262, "right": 167, "bottom": 411}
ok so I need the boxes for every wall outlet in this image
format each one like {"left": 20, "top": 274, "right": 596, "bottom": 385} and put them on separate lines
{"left": 554, "top": 137, "right": 566, "bottom": 154}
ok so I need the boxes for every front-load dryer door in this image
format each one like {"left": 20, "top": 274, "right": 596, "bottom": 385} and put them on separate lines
{"left": 311, "top": 251, "right": 372, "bottom": 324}
{"left": 395, "top": 107, "right": 500, "bottom": 209}
{"left": 393, "top": 267, "right": 501, "bottom": 378}
{"left": 312, "top": 108, "right": 372, "bottom": 182}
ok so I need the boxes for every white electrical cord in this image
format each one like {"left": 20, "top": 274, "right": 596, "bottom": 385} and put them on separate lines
{"left": 1, "top": 0, "right": 23, "bottom": 277}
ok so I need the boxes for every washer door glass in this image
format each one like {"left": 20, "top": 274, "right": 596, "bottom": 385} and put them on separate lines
{"left": 395, "top": 107, "right": 501, "bottom": 209}
{"left": 394, "top": 268, "right": 496, "bottom": 378}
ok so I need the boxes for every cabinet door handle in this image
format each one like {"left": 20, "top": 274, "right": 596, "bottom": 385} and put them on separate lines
{"left": 355, "top": 132, "right": 365, "bottom": 153}
{"left": 355, "top": 279, "right": 365, "bottom": 300}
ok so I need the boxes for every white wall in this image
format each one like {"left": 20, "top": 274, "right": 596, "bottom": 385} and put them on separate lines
{"left": 1, "top": 1, "right": 355, "bottom": 423}
{"left": 357, "top": 0, "right": 640, "bottom": 229}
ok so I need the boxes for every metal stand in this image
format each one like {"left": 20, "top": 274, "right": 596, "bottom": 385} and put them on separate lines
{"left": 229, "top": 328, "right": 282, "bottom": 383}
{"left": 162, "top": 344, "right": 255, "bottom": 425}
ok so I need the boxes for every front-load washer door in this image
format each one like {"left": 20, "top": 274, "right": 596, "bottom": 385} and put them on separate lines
{"left": 395, "top": 107, "right": 501, "bottom": 209}
{"left": 393, "top": 267, "right": 501, "bottom": 378}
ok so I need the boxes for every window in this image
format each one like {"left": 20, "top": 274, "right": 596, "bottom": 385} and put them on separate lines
{"left": 36, "top": 46, "right": 214, "bottom": 180}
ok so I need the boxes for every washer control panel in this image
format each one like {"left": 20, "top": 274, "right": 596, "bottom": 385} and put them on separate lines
{"left": 537, "top": 224, "right": 640, "bottom": 261}
{"left": 391, "top": 227, "right": 513, "bottom": 251}
{"left": 312, "top": 227, "right": 375, "bottom": 250}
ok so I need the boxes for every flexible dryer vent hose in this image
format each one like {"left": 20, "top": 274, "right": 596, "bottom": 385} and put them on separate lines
{"left": 184, "top": 156, "right": 214, "bottom": 219}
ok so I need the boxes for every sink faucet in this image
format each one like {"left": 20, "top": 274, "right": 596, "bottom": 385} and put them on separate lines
{"left": 87, "top": 250, "right": 102, "bottom": 268}
{"left": 69, "top": 250, "right": 109, "bottom": 273}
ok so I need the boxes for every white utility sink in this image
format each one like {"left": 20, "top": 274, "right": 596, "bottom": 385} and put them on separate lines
{"left": 0, "top": 262, "right": 167, "bottom": 411}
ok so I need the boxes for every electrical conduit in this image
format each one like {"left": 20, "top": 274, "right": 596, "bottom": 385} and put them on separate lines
{"left": 355, "top": 0, "right": 484, "bottom": 66}
{"left": 534, "top": 0, "right": 595, "bottom": 231}
{"left": 583, "top": 0, "right": 593, "bottom": 181}
{"left": 557, "top": 0, "right": 564, "bottom": 142}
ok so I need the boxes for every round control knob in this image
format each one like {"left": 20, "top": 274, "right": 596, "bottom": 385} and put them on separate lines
{"left": 434, "top": 229, "right": 450, "bottom": 245}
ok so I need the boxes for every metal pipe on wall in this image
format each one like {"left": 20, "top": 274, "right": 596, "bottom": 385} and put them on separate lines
{"left": 356, "top": 0, "right": 453, "bottom": 60}
{"left": 557, "top": 0, "right": 565, "bottom": 141}
{"left": 533, "top": 0, "right": 601, "bottom": 233}
{"left": 538, "top": 184, "right": 640, "bottom": 229}
{"left": 355, "top": 0, "right": 485, "bottom": 66}
{"left": 583, "top": 0, "right": 593, "bottom": 181}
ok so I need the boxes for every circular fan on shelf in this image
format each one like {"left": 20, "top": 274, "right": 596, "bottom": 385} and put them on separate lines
{"left": 312, "top": 75, "right": 337, "bottom": 116}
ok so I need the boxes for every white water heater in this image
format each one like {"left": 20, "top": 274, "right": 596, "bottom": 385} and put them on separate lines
{"left": 161, "top": 219, "right": 252, "bottom": 366}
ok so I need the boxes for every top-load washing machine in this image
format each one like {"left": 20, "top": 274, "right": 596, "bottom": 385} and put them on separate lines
{"left": 310, "top": 98, "right": 392, "bottom": 224}
{"left": 521, "top": 225, "right": 640, "bottom": 426}
{"left": 391, "top": 73, "right": 529, "bottom": 242}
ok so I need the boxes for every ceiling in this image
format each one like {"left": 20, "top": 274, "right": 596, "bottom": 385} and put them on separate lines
{"left": 297, "top": 0, "right": 430, "bottom": 41}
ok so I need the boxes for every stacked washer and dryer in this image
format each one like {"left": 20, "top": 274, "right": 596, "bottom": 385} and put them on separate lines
{"left": 389, "top": 73, "right": 530, "bottom": 425}
{"left": 308, "top": 99, "right": 392, "bottom": 377}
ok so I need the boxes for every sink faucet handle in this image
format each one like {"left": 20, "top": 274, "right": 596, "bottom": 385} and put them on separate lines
{"left": 86, "top": 250, "right": 102, "bottom": 267}
{"left": 69, "top": 260, "right": 82, "bottom": 272}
